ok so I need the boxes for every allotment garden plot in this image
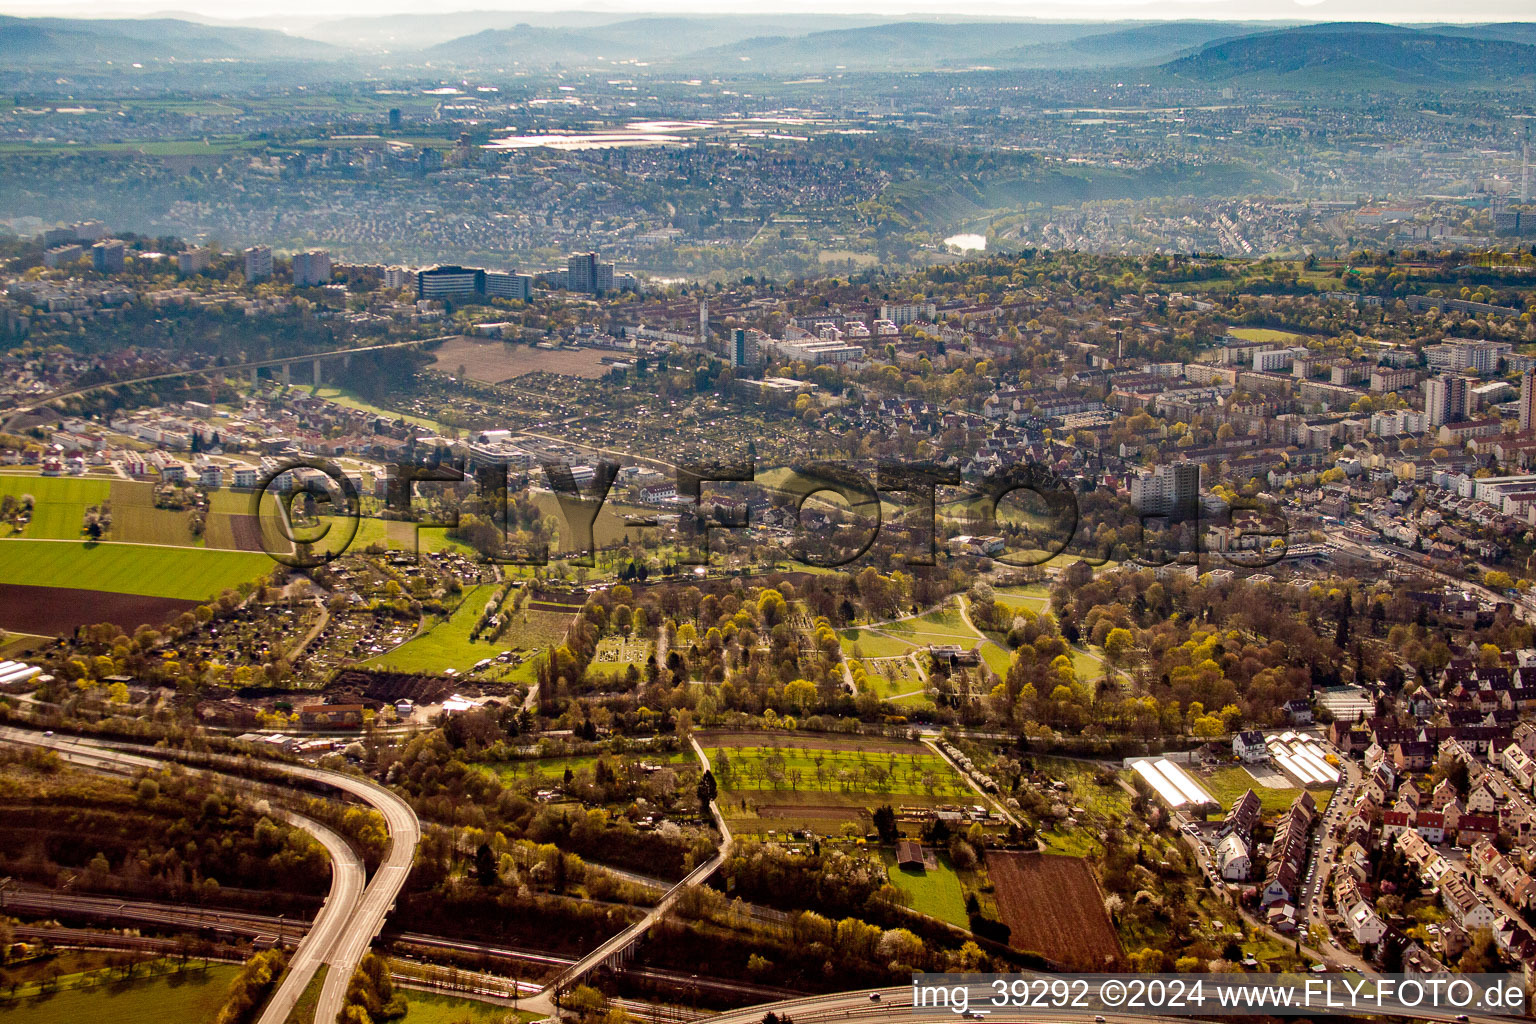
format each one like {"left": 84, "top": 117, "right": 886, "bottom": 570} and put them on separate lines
{"left": 591, "top": 635, "right": 654, "bottom": 677}
{"left": 701, "top": 730, "right": 973, "bottom": 836}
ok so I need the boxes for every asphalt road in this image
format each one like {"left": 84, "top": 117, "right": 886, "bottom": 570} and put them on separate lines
{"left": 0, "top": 726, "right": 420, "bottom": 1024}
{"left": 256, "top": 812, "right": 364, "bottom": 1024}
{"left": 278, "top": 763, "right": 420, "bottom": 1024}
{"left": 700, "top": 982, "right": 1528, "bottom": 1024}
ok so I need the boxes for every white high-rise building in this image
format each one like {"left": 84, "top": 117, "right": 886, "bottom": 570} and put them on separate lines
{"left": 291, "top": 250, "right": 331, "bottom": 287}
{"left": 563, "top": 251, "right": 616, "bottom": 294}
{"left": 244, "top": 245, "right": 273, "bottom": 282}
{"left": 1425, "top": 375, "right": 1469, "bottom": 429}
{"left": 177, "top": 246, "right": 212, "bottom": 275}
{"left": 1130, "top": 462, "right": 1200, "bottom": 518}
{"left": 879, "top": 301, "right": 937, "bottom": 326}
{"left": 1521, "top": 370, "right": 1536, "bottom": 433}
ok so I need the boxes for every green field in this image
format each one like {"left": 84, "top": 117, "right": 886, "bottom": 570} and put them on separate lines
{"left": 839, "top": 628, "right": 919, "bottom": 658}
{"left": 482, "top": 749, "right": 694, "bottom": 783}
{"left": 366, "top": 586, "right": 571, "bottom": 677}
{"left": 855, "top": 657, "right": 928, "bottom": 701}
{"left": 1199, "top": 765, "right": 1333, "bottom": 815}
{"left": 880, "top": 607, "right": 978, "bottom": 641}
{"left": 381, "top": 519, "right": 481, "bottom": 557}
{"left": 280, "top": 966, "right": 539, "bottom": 1024}
{"left": 881, "top": 850, "right": 970, "bottom": 927}
{"left": 703, "top": 749, "right": 958, "bottom": 804}
{"left": 994, "top": 585, "right": 1051, "bottom": 615}
{"left": 708, "top": 739, "right": 971, "bottom": 828}
{"left": 1069, "top": 646, "right": 1110, "bottom": 682}
{"left": 390, "top": 992, "right": 541, "bottom": 1024}
{"left": 368, "top": 584, "right": 503, "bottom": 673}
{"left": 0, "top": 962, "right": 237, "bottom": 1024}
{"left": 1038, "top": 757, "right": 1133, "bottom": 819}
{"left": 978, "top": 642, "right": 1012, "bottom": 676}
{"left": 111, "top": 504, "right": 199, "bottom": 546}
{"left": 1019, "top": 757, "right": 1137, "bottom": 857}
{"left": 0, "top": 540, "right": 273, "bottom": 599}
{"left": 308, "top": 515, "right": 388, "bottom": 556}
{"left": 1226, "top": 327, "right": 1310, "bottom": 343}
{"left": 0, "top": 475, "right": 111, "bottom": 539}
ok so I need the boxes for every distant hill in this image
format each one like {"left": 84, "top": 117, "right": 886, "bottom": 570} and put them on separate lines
{"left": 0, "top": 15, "right": 337, "bottom": 63}
{"left": 1161, "top": 22, "right": 1536, "bottom": 86}
{"left": 677, "top": 21, "right": 1118, "bottom": 71}
{"left": 330, "top": 11, "right": 881, "bottom": 53}
{"left": 423, "top": 19, "right": 1178, "bottom": 71}
{"left": 421, "top": 18, "right": 1308, "bottom": 72}
{"left": 1429, "top": 22, "right": 1536, "bottom": 46}
{"left": 988, "top": 22, "right": 1260, "bottom": 68}
{"left": 419, "top": 15, "right": 895, "bottom": 65}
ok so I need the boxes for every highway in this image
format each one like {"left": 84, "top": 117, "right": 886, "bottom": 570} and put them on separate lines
{"left": 697, "top": 982, "right": 1528, "bottom": 1024}
{"left": 280, "top": 761, "right": 421, "bottom": 1024}
{"left": 0, "top": 726, "right": 420, "bottom": 1024}
{"left": 257, "top": 813, "right": 364, "bottom": 1024}
{"left": 0, "top": 884, "right": 798, "bottom": 1003}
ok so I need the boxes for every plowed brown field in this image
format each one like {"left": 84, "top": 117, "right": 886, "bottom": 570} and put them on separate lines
{"left": 987, "top": 850, "right": 1122, "bottom": 970}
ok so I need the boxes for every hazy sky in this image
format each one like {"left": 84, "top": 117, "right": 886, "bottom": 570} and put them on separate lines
{"left": 0, "top": 0, "right": 1529, "bottom": 22}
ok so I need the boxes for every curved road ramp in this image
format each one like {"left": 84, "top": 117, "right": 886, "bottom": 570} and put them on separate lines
{"left": 0, "top": 726, "right": 420, "bottom": 1024}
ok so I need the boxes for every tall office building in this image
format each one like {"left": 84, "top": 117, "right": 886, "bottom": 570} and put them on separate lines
{"left": 565, "top": 250, "right": 616, "bottom": 294}
{"left": 730, "top": 328, "right": 760, "bottom": 368}
{"left": 414, "top": 264, "right": 533, "bottom": 302}
{"left": 1425, "top": 374, "right": 1469, "bottom": 429}
{"left": 291, "top": 250, "right": 332, "bottom": 287}
{"left": 92, "top": 239, "right": 126, "bottom": 274}
{"left": 1131, "top": 462, "right": 1200, "bottom": 519}
{"left": 567, "top": 251, "right": 596, "bottom": 293}
{"left": 485, "top": 271, "right": 533, "bottom": 301}
{"left": 244, "top": 245, "right": 273, "bottom": 282}
{"left": 177, "top": 246, "right": 213, "bottom": 275}
{"left": 1521, "top": 370, "right": 1536, "bottom": 433}
{"left": 416, "top": 264, "right": 484, "bottom": 300}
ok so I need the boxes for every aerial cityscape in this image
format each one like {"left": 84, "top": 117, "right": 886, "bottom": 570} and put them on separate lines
{"left": 1, "top": 4, "right": 1536, "bottom": 1024}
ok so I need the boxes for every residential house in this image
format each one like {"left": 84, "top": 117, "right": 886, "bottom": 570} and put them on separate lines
{"left": 1234, "top": 730, "right": 1268, "bottom": 763}
{"left": 1391, "top": 741, "right": 1434, "bottom": 771}
{"left": 1441, "top": 873, "right": 1497, "bottom": 930}
{"left": 1222, "top": 789, "right": 1262, "bottom": 840}
{"left": 1364, "top": 763, "right": 1397, "bottom": 804}
{"left": 1413, "top": 811, "right": 1446, "bottom": 844}
{"left": 1467, "top": 781, "right": 1500, "bottom": 814}
{"left": 1505, "top": 744, "right": 1536, "bottom": 788}
{"left": 1216, "top": 834, "right": 1251, "bottom": 881}
{"left": 1457, "top": 814, "right": 1500, "bottom": 847}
